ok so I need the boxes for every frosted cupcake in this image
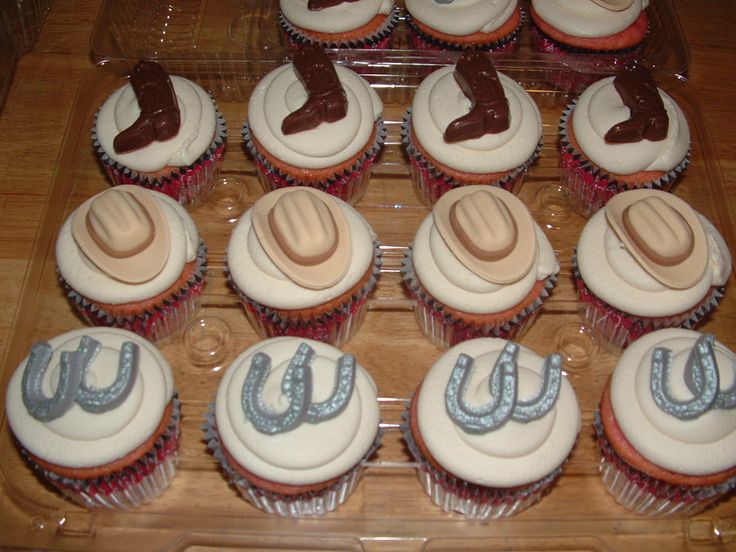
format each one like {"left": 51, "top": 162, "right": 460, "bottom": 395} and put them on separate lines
{"left": 560, "top": 66, "right": 690, "bottom": 217}
{"left": 56, "top": 185, "right": 207, "bottom": 342}
{"left": 243, "top": 44, "right": 385, "bottom": 205}
{"left": 93, "top": 60, "right": 226, "bottom": 208}
{"left": 402, "top": 51, "right": 542, "bottom": 206}
{"left": 204, "top": 337, "right": 381, "bottom": 516}
{"left": 227, "top": 187, "right": 380, "bottom": 347}
{"left": 597, "top": 329, "right": 736, "bottom": 516}
{"left": 403, "top": 186, "right": 558, "bottom": 350}
{"left": 279, "top": 0, "right": 397, "bottom": 49}
{"left": 404, "top": 337, "right": 581, "bottom": 519}
{"left": 5, "top": 328, "right": 180, "bottom": 508}
{"left": 574, "top": 190, "right": 731, "bottom": 353}
{"left": 404, "top": 0, "right": 522, "bottom": 51}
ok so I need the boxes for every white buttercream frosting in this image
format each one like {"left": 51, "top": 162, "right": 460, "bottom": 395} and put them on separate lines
{"left": 532, "top": 0, "right": 649, "bottom": 38}
{"left": 571, "top": 76, "right": 690, "bottom": 175}
{"left": 417, "top": 338, "right": 580, "bottom": 487}
{"left": 576, "top": 208, "right": 732, "bottom": 317}
{"left": 57, "top": 189, "right": 200, "bottom": 304}
{"left": 248, "top": 63, "right": 383, "bottom": 170}
{"left": 96, "top": 75, "right": 217, "bottom": 173}
{"left": 411, "top": 66, "right": 541, "bottom": 174}
{"left": 6, "top": 328, "right": 174, "bottom": 468}
{"left": 405, "top": 0, "right": 517, "bottom": 36}
{"left": 215, "top": 337, "right": 380, "bottom": 485}
{"left": 412, "top": 212, "right": 559, "bottom": 314}
{"left": 227, "top": 192, "right": 376, "bottom": 310}
{"left": 610, "top": 329, "right": 736, "bottom": 476}
{"left": 280, "top": 0, "right": 393, "bottom": 34}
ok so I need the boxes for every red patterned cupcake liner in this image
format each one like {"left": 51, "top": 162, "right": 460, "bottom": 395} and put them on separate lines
{"left": 559, "top": 103, "right": 690, "bottom": 217}
{"left": 278, "top": 7, "right": 399, "bottom": 49}
{"left": 23, "top": 397, "right": 181, "bottom": 509}
{"left": 572, "top": 251, "right": 723, "bottom": 353}
{"left": 229, "top": 244, "right": 381, "bottom": 348}
{"left": 402, "top": 245, "right": 556, "bottom": 350}
{"left": 94, "top": 110, "right": 227, "bottom": 209}
{"left": 61, "top": 240, "right": 208, "bottom": 342}
{"left": 594, "top": 412, "right": 736, "bottom": 516}
{"left": 243, "top": 120, "right": 386, "bottom": 206}
{"left": 402, "top": 110, "right": 540, "bottom": 207}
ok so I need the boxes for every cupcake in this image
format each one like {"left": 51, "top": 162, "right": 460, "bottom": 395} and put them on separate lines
{"left": 204, "top": 337, "right": 381, "bottom": 516}
{"left": 5, "top": 328, "right": 180, "bottom": 508}
{"left": 227, "top": 187, "right": 380, "bottom": 347}
{"left": 243, "top": 44, "right": 385, "bottom": 205}
{"left": 279, "top": 0, "right": 397, "bottom": 49}
{"left": 56, "top": 185, "right": 207, "bottom": 342}
{"left": 560, "top": 66, "right": 690, "bottom": 217}
{"left": 93, "top": 60, "right": 227, "bottom": 208}
{"left": 403, "top": 337, "right": 581, "bottom": 519}
{"left": 597, "top": 328, "right": 736, "bottom": 516}
{"left": 402, "top": 185, "right": 559, "bottom": 350}
{"left": 404, "top": 0, "right": 523, "bottom": 51}
{"left": 402, "top": 51, "right": 542, "bottom": 207}
{"left": 530, "top": 0, "right": 649, "bottom": 92}
{"left": 574, "top": 189, "right": 732, "bottom": 353}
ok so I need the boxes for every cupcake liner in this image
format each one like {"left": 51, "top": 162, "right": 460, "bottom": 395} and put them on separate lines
{"left": 559, "top": 103, "right": 690, "bottom": 217}
{"left": 228, "top": 244, "right": 381, "bottom": 348}
{"left": 400, "top": 408, "right": 561, "bottom": 519}
{"left": 279, "top": 7, "right": 399, "bottom": 49}
{"left": 594, "top": 412, "right": 736, "bottom": 516}
{"left": 23, "top": 397, "right": 181, "bottom": 509}
{"left": 402, "top": 245, "right": 556, "bottom": 350}
{"left": 402, "top": 109, "right": 541, "bottom": 207}
{"left": 405, "top": 9, "right": 524, "bottom": 52}
{"left": 572, "top": 251, "right": 724, "bottom": 353}
{"left": 93, "top": 109, "right": 227, "bottom": 208}
{"left": 61, "top": 240, "right": 208, "bottom": 342}
{"left": 243, "top": 119, "right": 387, "bottom": 206}
{"left": 203, "top": 408, "right": 382, "bottom": 517}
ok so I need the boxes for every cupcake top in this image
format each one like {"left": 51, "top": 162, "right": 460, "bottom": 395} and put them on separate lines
{"left": 576, "top": 189, "right": 731, "bottom": 318}
{"left": 411, "top": 52, "right": 541, "bottom": 174}
{"left": 570, "top": 68, "right": 690, "bottom": 175}
{"left": 279, "top": 0, "right": 393, "bottom": 34}
{"left": 532, "top": 0, "right": 649, "bottom": 39}
{"left": 227, "top": 187, "right": 377, "bottom": 310}
{"left": 247, "top": 44, "right": 383, "bottom": 170}
{"left": 412, "top": 186, "right": 558, "bottom": 314}
{"left": 56, "top": 185, "right": 201, "bottom": 305}
{"left": 416, "top": 337, "right": 580, "bottom": 487}
{"left": 95, "top": 61, "right": 218, "bottom": 173}
{"left": 405, "top": 0, "right": 517, "bottom": 37}
{"left": 214, "top": 337, "right": 380, "bottom": 486}
{"left": 610, "top": 328, "right": 736, "bottom": 476}
{"left": 5, "top": 328, "right": 175, "bottom": 469}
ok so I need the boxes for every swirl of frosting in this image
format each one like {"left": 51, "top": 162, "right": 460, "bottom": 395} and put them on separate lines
{"left": 5, "top": 328, "right": 174, "bottom": 468}
{"left": 531, "top": 0, "right": 649, "bottom": 38}
{"left": 248, "top": 63, "right": 383, "bottom": 170}
{"left": 405, "top": 0, "right": 517, "bottom": 36}
{"left": 96, "top": 76, "right": 217, "bottom": 173}
{"left": 280, "top": 0, "right": 393, "bottom": 34}
{"left": 610, "top": 329, "right": 736, "bottom": 475}
{"left": 411, "top": 66, "right": 541, "bottom": 174}
{"left": 417, "top": 338, "right": 580, "bottom": 487}
{"left": 576, "top": 208, "right": 731, "bottom": 317}
{"left": 412, "top": 212, "right": 559, "bottom": 314}
{"left": 571, "top": 76, "right": 690, "bottom": 174}
{"left": 227, "top": 192, "right": 376, "bottom": 310}
{"left": 215, "top": 337, "right": 380, "bottom": 485}
{"left": 56, "top": 189, "right": 200, "bottom": 304}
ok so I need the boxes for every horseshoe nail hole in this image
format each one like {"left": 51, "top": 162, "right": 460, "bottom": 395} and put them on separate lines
{"left": 207, "top": 176, "right": 248, "bottom": 221}
{"left": 184, "top": 317, "right": 231, "bottom": 368}
{"left": 554, "top": 323, "right": 599, "bottom": 370}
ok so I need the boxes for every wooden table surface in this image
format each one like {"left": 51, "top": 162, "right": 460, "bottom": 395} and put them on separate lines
{"left": 0, "top": 1, "right": 735, "bottom": 550}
